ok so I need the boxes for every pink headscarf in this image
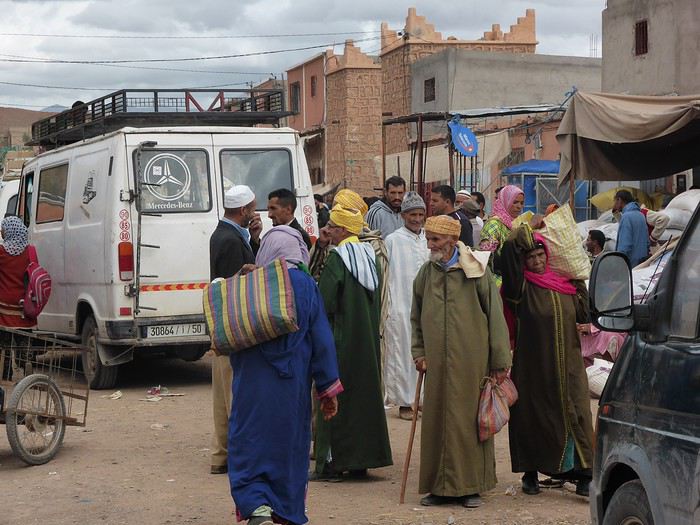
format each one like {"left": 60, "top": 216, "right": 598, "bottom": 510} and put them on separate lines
{"left": 491, "top": 185, "right": 524, "bottom": 229}
{"left": 523, "top": 233, "right": 577, "bottom": 295}
{"left": 255, "top": 226, "right": 310, "bottom": 269}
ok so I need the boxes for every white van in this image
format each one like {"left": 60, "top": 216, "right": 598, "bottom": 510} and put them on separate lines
{"left": 0, "top": 178, "right": 20, "bottom": 218}
{"left": 18, "top": 125, "right": 319, "bottom": 388}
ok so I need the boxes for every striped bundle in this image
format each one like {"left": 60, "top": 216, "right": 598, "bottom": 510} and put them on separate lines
{"left": 203, "top": 258, "right": 299, "bottom": 354}
{"left": 477, "top": 376, "right": 518, "bottom": 442}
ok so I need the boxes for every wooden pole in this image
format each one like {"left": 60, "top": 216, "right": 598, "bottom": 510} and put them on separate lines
{"left": 400, "top": 369, "right": 425, "bottom": 504}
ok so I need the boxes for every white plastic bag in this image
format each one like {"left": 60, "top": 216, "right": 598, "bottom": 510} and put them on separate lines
{"left": 586, "top": 358, "right": 613, "bottom": 398}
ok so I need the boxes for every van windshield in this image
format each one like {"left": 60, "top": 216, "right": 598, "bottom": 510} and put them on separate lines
{"left": 220, "top": 150, "right": 293, "bottom": 210}
{"left": 133, "top": 149, "right": 212, "bottom": 213}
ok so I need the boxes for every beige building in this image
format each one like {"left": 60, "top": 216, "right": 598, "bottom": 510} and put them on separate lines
{"left": 287, "top": 7, "right": 599, "bottom": 196}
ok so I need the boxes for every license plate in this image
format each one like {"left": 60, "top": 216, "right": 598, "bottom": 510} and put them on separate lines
{"left": 146, "top": 323, "right": 206, "bottom": 338}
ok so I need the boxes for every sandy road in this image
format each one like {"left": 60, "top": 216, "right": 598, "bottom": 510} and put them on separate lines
{"left": 1, "top": 355, "right": 591, "bottom": 525}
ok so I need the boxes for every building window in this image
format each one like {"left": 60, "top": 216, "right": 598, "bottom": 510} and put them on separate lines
{"left": 290, "top": 82, "right": 301, "bottom": 113}
{"left": 635, "top": 20, "right": 648, "bottom": 56}
{"left": 424, "top": 77, "right": 436, "bottom": 103}
{"left": 310, "top": 76, "right": 317, "bottom": 97}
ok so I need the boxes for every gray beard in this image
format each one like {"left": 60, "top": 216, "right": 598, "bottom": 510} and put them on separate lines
{"left": 429, "top": 252, "right": 443, "bottom": 263}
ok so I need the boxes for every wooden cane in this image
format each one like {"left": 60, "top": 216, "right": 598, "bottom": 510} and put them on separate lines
{"left": 400, "top": 369, "right": 425, "bottom": 504}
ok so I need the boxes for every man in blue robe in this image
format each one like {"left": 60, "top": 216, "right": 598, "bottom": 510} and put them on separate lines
{"left": 227, "top": 226, "right": 343, "bottom": 525}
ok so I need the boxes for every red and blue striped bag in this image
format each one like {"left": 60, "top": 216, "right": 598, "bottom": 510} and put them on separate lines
{"left": 202, "top": 258, "right": 299, "bottom": 354}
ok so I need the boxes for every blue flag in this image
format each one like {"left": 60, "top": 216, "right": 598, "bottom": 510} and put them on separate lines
{"left": 448, "top": 119, "right": 479, "bottom": 157}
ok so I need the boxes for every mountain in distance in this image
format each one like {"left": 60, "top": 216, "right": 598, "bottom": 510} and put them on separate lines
{"left": 41, "top": 104, "right": 68, "bottom": 113}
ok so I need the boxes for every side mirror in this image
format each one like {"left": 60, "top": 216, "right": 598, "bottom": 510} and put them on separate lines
{"left": 589, "top": 252, "right": 634, "bottom": 332}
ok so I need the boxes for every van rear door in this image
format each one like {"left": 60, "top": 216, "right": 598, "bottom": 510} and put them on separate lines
{"left": 126, "top": 134, "right": 218, "bottom": 341}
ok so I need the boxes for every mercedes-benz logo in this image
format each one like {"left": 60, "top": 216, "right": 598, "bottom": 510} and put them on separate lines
{"left": 143, "top": 153, "right": 192, "bottom": 202}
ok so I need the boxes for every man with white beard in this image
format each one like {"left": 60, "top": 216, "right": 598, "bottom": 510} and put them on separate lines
{"left": 383, "top": 192, "right": 430, "bottom": 420}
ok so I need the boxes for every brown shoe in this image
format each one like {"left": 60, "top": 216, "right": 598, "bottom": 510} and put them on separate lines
{"left": 399, "top": 406, "right": 414, "bottom": 420}
{"left": 210, "top": 464, "right": 228, "bottom": 475}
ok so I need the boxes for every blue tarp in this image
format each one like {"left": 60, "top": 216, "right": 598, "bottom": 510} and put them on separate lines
{"left": 501, "top": 159, "right": 560, "bottom": 175}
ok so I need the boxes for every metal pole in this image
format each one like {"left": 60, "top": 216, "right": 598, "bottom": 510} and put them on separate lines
{"left": 416, "top": 115, "right": 424, "bottom": 195}
{"left": 382, "top": 123, "right": 387, "bottom": 186}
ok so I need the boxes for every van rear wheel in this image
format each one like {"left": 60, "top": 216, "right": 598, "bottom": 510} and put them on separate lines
{"left": 81, "top": 316, "right": 119, "bottom": 390}
{"left": 602, "top": 480, "right": 654, "bottom": 525}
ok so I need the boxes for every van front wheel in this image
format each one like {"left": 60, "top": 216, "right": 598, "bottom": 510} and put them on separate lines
{"left": 81, "top": 316, "right": 119, "bottom": 390}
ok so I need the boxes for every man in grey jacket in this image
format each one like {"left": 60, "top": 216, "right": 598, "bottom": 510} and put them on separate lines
{"left": 366, "top": 176, "right": 406, "bottom": 238}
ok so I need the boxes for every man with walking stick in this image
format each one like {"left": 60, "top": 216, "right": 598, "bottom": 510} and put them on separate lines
{"left": 409, "top": 216, "right": 511, "bottom": 508}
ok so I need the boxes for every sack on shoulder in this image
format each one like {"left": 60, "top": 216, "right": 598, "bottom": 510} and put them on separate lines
{"left": 202, "top": 258, "right": 299, "bottom": 355}
{"left": 22, "top": 245, "right": 52, "bottom": 320}
{"left": 477, "top": 376, "right": 518, "bottom": 442}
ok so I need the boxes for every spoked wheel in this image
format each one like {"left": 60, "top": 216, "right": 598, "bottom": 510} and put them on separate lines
{"left": 6, "top": 374, "right": 66, "bottom": 465}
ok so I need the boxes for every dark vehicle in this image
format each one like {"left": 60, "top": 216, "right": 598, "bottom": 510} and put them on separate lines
{"left": 588, "top": 205, "right": 700, "bottom": 525}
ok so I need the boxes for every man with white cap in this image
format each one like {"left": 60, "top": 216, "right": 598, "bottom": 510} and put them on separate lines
{"left": 455, "top": 189, "right": 472, "bottom": 208}
{"left": 208, "top": 184, "right": 262, "bottom": 475}
{"left": 383, "top": 192, "right": 430, "bottom": 420}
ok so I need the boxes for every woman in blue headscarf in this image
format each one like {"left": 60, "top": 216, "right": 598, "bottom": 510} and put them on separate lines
{"left": 227, "top": 226, "right": 342, "bottom": 525}
{"left": 0, "top": 216, "right": 35, "bottom": 327}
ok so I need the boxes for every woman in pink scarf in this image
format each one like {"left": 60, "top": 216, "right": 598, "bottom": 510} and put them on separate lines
{"left": 500, "top": 223, "right": 594, "bottom": 499}
{"left": 478, "top": 185, "right": 524, "bottom": 284}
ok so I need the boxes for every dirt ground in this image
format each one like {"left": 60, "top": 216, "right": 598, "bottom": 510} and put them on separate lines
{"left": 1, "top": 355, "right": 593, "bottom": 525}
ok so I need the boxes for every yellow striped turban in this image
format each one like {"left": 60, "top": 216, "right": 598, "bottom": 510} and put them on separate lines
{"left": 329, "top": 204, "right": 364, "bottom": 235}
{"left": 333, "top": 189, "right": 368, "bottom": 217}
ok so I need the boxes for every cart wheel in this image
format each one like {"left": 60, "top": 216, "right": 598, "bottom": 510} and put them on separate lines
{"left": 6, "top": 374, "right": 67, "bottom": 466}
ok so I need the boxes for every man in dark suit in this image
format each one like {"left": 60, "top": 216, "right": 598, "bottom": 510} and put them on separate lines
{"left": 266, "top": 188, "right": 312, "bottom": 250}
{"left": 209, "top": 184, "right": 262, "bottom": 475}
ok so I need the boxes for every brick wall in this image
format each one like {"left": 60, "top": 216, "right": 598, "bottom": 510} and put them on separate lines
{"left": 326, "top": 67, "right": 383, "bottom": 197}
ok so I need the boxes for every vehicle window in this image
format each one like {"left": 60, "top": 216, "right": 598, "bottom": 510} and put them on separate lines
{"left": 36, "top": 164, "right": 68, "bottom": 224}
{"left": 6, "top": 194, "right": 18, "bottom": 216}
{"left": 134, "top": 149, "right": 211, "bottom": 213}
{"left": 19, "top": 172, "right": 34, "bottom": 226}
{"left": 220, "top": 150, "right": 293, "bottom": 210}
{"left": 670, "top": 222, "right": 700, "bottom": 339}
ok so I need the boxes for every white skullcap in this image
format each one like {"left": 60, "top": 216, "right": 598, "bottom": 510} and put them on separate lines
{"left": 224, "top": 185, "right": 255, "bottom": 209}
{"left": 457, "top": 189, "right": 471, "bottom": 197}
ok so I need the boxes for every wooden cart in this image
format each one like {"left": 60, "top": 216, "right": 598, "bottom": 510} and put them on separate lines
{"left": 0, "top": 327, "right": 89, "bottom": 465}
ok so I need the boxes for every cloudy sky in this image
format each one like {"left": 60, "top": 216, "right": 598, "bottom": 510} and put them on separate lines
{"left": 0, "top": 0, "right": 604, "bottom": 111}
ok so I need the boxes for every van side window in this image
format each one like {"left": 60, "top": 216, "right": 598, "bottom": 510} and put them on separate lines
{"left": 6, "top": 194, "right": 18, "bottom": 217}
{"left": 220, "top": 150, "right": 293, "bottom": 211}
{"left": 36, "top": 164, "right": 69, "bottom": 224}
{"left": 18, "top": 171, "right": 33, "bottom": 225}
{"left": 133, "top": 149, "right": 211, "bottom": 213}
{"left": 670, "top": 223, "right": 700, "bottom": 339}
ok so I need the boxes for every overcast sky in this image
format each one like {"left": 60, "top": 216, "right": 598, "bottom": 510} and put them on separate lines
{"left": 0, "top": 0, "right": 605, "bottom": 111}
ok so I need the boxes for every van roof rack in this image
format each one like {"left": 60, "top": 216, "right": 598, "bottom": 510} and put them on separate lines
{"left": 29, "top": 88, "right": 292, "bottom": 148}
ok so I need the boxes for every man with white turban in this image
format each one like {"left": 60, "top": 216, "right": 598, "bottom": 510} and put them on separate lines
{"left": 312, "top": 205, "right": 392, "bottom": 480}
{"left": 208, "top": 185, "right": 262, "bottom": 475}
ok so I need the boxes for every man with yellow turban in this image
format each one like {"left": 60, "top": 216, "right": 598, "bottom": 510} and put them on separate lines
{"left": 411, "top": 215, "right": 511, "bottom": 508}
{"left": 312, "top": 205, "right": 392, "bottom": 481}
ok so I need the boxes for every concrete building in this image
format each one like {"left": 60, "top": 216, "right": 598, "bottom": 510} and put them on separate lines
{"left": 381, "top": 8, "right": 538, "bottom": 156}
{"left": 286, "top": 7, "right": 602, "bottom": 196}
{"left": 602, "top": 0, "right": 700, "bottom": 95}
{"left": 411, "top": 49, "right": 601, "bottom": 115}
{"left": 602, "top": 0, "right": 700, "bottom": 189}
